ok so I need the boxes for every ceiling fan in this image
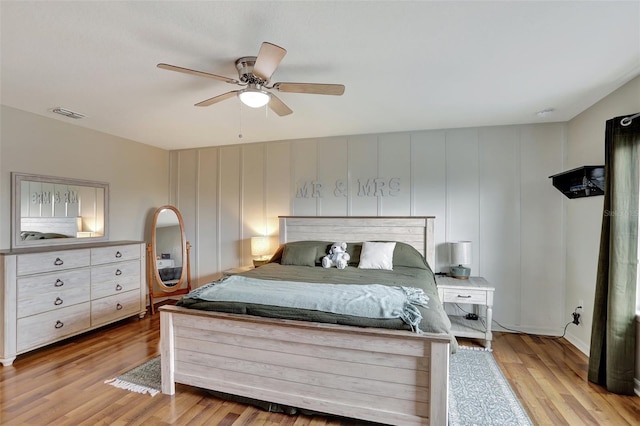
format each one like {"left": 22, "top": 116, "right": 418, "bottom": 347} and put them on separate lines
{"left": 157, "top": 42, "right": 345, "bottom": 116}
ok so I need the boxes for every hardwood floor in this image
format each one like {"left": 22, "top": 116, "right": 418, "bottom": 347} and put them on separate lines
{"left": 1, "top": 308, "right": 639, "bottom": 425}
{"left": 488, "top": 332, "right": 640, "bottom": 425}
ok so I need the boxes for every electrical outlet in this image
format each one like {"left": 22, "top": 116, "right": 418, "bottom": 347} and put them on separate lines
{"left": 572, "top": 311, "right": 581, "bottom": 325}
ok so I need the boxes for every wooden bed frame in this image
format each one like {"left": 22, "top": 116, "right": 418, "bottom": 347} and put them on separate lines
{"left": 160, "top": 216, "right": 449, "bottom": 425}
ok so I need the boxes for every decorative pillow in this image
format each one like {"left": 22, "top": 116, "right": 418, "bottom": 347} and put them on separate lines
{"left": 346, "top": 243, "right": 362, "bottom": 265}
{"left": 358, "top": 241, "right": 396, "bottom": 270}
{"left": 393, "top": 242, "right": 431, "bottom": 270}
{"left": 281, "top": 243, "right": 322, "bottom": 266}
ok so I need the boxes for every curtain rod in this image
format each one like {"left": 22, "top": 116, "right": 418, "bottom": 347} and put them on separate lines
{"left": 620, "top": 112, "right": 640, "bottom": 126}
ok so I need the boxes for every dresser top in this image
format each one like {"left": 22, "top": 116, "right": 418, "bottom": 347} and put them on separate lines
{"left": 0, "top": 240, "right": 144, "bottom": 255}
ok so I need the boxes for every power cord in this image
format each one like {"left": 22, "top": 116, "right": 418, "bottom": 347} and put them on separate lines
{"left": 453, "top": 303, "right": 578, "bottom": 340}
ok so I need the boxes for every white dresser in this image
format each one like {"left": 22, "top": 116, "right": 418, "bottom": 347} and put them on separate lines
{"left": 1, "top": 241, "right": 146, "bottom": 366}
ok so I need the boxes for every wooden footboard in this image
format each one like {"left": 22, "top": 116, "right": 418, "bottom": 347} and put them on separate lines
{"left": 160, "top": 305, "right": 449, "bottom": 425}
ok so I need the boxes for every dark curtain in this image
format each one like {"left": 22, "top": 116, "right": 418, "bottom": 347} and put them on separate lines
{"left": 588, "top": 113, "right": 639, "bottom": 395}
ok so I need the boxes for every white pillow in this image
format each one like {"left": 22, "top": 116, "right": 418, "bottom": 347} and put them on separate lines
{"left": 358, "top": 241, "right": 396, "bottom": 270}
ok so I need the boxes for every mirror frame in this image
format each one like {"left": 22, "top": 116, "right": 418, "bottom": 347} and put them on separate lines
{"left": 148, "top": 205, "right": 191, "bottom": 313}
{"left": 11, "top": 172, "right": 109, "bottom": 248}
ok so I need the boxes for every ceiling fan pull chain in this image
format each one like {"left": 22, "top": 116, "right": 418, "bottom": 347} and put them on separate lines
{"left": 238, "top": 102, "right": 243, "bottom": 139}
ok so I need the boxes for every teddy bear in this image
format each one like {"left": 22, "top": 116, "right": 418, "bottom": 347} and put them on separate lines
{"left": 321, "top": 242, "right": 351, "bottom": 269}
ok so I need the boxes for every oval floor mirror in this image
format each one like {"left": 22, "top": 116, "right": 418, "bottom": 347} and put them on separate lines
{"left": 147, "top": 205, "right": 191, "bottom": 314}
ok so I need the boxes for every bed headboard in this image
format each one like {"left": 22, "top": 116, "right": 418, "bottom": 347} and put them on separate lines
{"left": 279, "top": 216, "right": 435, "bottom": 269}
{"left": 20, "top": 217, "right": 79, "bottom": 237}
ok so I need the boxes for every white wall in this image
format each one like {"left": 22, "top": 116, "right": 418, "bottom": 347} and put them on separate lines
{"left": 0, "top": 106, "right": 170, "bottom": 250}
{"left": 170, "top": 123, "right": 566, "bottom": 334}
{"left": 565, "top": 75, "right": 640, "bottom": 355}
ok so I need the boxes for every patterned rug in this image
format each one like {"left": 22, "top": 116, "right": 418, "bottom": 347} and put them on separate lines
{"left": 449, "top": 346, "right": 532, "bottom": 425}
{"left": 105, "top": 348, "right": 532, "bottom": 425}
{"left": 104, "top": 356, "right": 161, "bottom": 396}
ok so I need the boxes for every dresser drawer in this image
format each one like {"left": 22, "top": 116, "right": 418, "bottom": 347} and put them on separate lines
{"left": 17, "top": 249, "right": 90, "bottom": 276}
{"left": 91, "top": 244, "right": 141, "bottom": 265}
{"left": 17, "top": 302, "right": 90, "bottom": 353}
{"left": 17, "top": 269, "right": 90, "bottom": 318}
{"left": 441, "top": 288, "right": 488, "bottom": 304}
{"left": 91, "top": 261, "right": 141, "bottom": 299}
{"left": 91, "top": 290, "right": 140, "bottom": 327}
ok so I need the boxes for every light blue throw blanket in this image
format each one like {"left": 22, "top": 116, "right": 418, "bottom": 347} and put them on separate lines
{"left": 186, "top": 275, "right": 430, "bottom": 332}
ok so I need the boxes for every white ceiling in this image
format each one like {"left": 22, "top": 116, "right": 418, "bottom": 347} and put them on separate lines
{"left": 1, "top": 1, "right": 639, "bottom": 151}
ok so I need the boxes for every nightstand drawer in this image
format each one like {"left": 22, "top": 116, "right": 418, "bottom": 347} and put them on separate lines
{"left": 441, "top": 288, "right": 488, "bottom": 304}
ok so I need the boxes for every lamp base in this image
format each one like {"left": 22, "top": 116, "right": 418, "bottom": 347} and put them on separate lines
{"left": 253, "top": 259, "right": 269, "bottom": 267}
{"left": 450, "top": 265, "right": 470, "bottom": 280}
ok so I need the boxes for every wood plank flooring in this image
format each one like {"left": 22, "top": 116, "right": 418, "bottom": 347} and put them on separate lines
{"left": 1, "top": 308, "right": 639, "bottom": 425}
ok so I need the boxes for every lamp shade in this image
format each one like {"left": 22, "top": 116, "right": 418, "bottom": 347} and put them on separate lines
{"left": 251, "top": 236, "right": 270, "bottom": 258}
{"left": 238, "top": 89, "right": 270, "bottom": 108}
{"left": 450, "top": 241, "right": 472, "bottom": 265}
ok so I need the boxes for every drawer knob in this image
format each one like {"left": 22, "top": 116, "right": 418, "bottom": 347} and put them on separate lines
{"left": 115, "top": 269, "right": 122, "bottom": 276}
{"left": 116, "top": 303, "right": 123, "bottom": 310}
{"left": 115, "top": 251, "right": 122, "bottom": 258}
{"left": 54, "top": 258, "right": 64, "bottom": 266}
{"left": 54, "top": 279, "right": 64, "bottom": 287}
{"left": 55, "top": 320, "right": 64, "bottom": 329}
{"left": 457, "top": 295, "right": 472, "bottom": 298}
{"left": 115, "top": 284, "right": 123, "bottom": 291}
{"left": 54, "top": 297, "right": 64, "bottom": 306}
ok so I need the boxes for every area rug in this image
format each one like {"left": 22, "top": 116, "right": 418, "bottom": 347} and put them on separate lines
{"left": 449, "top": 346, "right": 532, "bottom": 425}
{"left": 105, "top": 349, "right": 533, "bottom": 425}
{"left": 104, "top": 356, "right": 161, "bottom": 396}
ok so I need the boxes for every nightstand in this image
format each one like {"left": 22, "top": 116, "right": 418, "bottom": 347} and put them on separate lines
{"left": 436, "top": 276, "right": 495, "bottom": 349}
{"left": 222, "top": 265, "right": 254, "bottom": 276}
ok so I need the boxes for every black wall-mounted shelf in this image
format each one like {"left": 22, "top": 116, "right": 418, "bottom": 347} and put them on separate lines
{"left": 549, "top": 166, "right": 605, "bottom": 199}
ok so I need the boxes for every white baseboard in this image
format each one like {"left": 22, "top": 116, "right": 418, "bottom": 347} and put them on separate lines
{"left": 491, "top": 323, "right": 591, "bottom": 355}
{"left": 564, "top": 332, "right": 590, "bottom": 356}
{"left": 491, "top": 323, "right": 565, "bottom": 337}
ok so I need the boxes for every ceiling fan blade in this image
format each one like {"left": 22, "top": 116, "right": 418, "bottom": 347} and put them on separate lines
{"left": 274, "top": 82, "right": 345, "bottom": 96}
{"left": 157, "top": 63, "right": 239, "bottom": 85}
{"left": 268, "top": 93, "right": 293, "bottom": 116}
{"left": 252, "top": 42, "right": 287, "bottom": 82}
{"left": 195, "top": 91, "right": 240, "bottom": 107}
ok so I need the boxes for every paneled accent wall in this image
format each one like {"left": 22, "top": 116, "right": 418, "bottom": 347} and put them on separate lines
{"left": 169, "top": 123, "right": 566, "bottom": 334}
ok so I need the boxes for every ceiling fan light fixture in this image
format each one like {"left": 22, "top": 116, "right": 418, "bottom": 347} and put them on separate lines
{"left": 238, "top": 88, "right": 270, "bottom": 108}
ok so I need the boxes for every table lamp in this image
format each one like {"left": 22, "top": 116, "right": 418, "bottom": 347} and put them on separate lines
{"left": 450, "top": 241, "right": 471, "bottom": 279}
{"left": 251, "top": 236, "right": 271, "bottom": 267}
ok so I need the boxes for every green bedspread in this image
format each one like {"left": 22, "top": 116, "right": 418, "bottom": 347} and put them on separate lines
{"left": 178, "top": 240, "right": 455, "bottom": 349}
{"left": 178, "top": 263, "right": 454, "bottom": 346}
{"left": 181, "top": 275, "right": 431, "bottom": 332}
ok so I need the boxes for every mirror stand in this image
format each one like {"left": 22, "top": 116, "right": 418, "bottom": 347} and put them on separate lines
{"left": 146, "top": 242, "right": 191, "bottom": 314}
{"left": 147, "top": 205, "right": 192, "bottom": 314}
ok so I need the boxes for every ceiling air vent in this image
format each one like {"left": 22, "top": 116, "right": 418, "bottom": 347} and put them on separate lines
{"left": 50, "top": 107, "right": 85, "bottom": 119}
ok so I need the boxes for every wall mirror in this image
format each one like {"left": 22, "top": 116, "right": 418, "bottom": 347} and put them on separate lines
{"left": 11, "top": 172, "right": 109, "bottom": 248}
{"left": 147, "top": 205, "right": 191, "bottom": 314}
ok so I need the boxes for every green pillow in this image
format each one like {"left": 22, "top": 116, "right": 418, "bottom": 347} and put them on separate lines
{"left": 281, "top": 241, "right": 329, "bottom": 266}
{"left": 392, "top": 242, "right": 430, "bottom": 270}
